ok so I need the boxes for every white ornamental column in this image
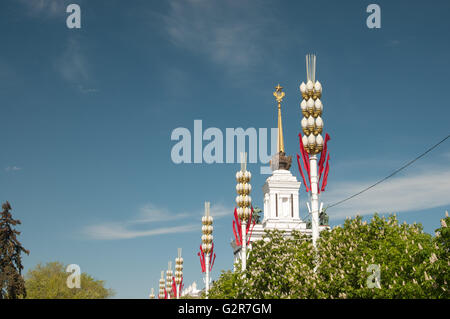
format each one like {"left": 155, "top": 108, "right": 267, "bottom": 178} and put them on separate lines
{"left": 158, "top": 271, "right": 165, "bottom": 299}
{"left": 235, "top": 152, "right": 252, "bottom": 271}
{"left": 149, "top": 288, "right": 155, "bottom": 299}
{"left": 201, "top": 201, "right": 213, "bottom": 298}
{"left": 175, "top": 248, "right": 184, "bottom": 299}
{"left": 205, "top": 254, "right": 210, "bottom": 296}
{"left": 310, "top": 155, "right": 319, "bottom": 247}
{"left": 241, "top": 221, "right": 247, "bottom": 271}
{"left": 300, "top": 54, "right": 324, "bottom": 248}
{"left": 166, "top": 261, "right": 173, "bottom": 299}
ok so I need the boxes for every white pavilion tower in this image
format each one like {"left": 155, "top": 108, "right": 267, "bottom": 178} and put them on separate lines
{"left": 231, "top": 85, "right": 316, "bottom": 267}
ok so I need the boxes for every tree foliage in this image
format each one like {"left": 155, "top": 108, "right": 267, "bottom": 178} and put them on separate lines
{"left": 25, "top": 262, "right": 115, "bottom": 299}
{"left": 252, "top": 206, "right": 262, "bottom": 224}
{"left": 208, "top": 213, "right": 449, "bottom": 299}
{"left": 0, "top": 201, "right": 29, "bottom": 299}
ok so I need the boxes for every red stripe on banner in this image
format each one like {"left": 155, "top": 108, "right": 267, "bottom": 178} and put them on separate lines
{"left": 296, "top": 154, "right": 310, "bottom": 192}
{"left": 299, "top": 134, "right": 311, "bottom": 185}
{"left": 247, "top": 221, "right": 255, "bottom": 245}
{"left": 210, "top": 253, "right": 216, "bottom": 271}
{"left": 299, "top": 134, "right": 311, "bottom": 175}
{"left": 180, "top": 276, "right": 183, "bottom": 294}
{"left": 234, "top": 208, "right": 242, "bottom": 244}
{"left": 318, "top": 133, "right": 331, "bottom": 180}
{"left": 237, "top": 214, "right": 242, "bottom": 240}
{"left": 321, "top": 154, "right": 330, "bottom": 192}
{"left": 232, "top": 220, "right": 241, "bottom": 246}
{"left": 247, "top": 206, "right": 253, "bottom": 234}
{"left": 197, "top": 252, "right": 203, "bottom": 273}
{"left": 199, "top": 245, "right": 206, "bottom": 273}
{"left": 172, "top": 277, "right": 176, "bottom": 298}
{"left": 301, "top": 152, "right": 311, "bottom": 191}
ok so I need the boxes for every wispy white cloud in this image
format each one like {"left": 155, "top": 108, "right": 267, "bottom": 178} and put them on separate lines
{"left": 321, "top": 165, "right": 450, "bottom": 220}
{"left": 162, "top": 0, "right": 286, "bottom": 72}
{"left": 16, "top": 1, "right": 96, "bottom": 93}
{"left": 208, "top": 203, "right": 233, "bottom": 219}
{"left": 387, "top": 39, "right": 401, "bottom": 47}
{"left": 57, "top": 38, "right": 88, "bottom": 83}
{"left": 78, "top": 85, "right": 99, "bottom": 94}
{"left": 5, "top": 166, "right": 22, "bottom": 172}
{"left": 84, "top": 223, "right": 198, "bottom": 240}
{"left": 19, "top": 0, "right": 69, "bottom": 17}
{"left": 132, "top": 203, "right": 189, "bottom": 223}
{"left": 83, "top": 202, "right": 232, "bottom": 240}
{"left": 55, "top": 37, "right": 98, "bottom": 93}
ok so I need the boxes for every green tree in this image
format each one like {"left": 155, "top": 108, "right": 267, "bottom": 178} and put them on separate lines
{"left": 425, "top": 211, "right": 449, "bottom": 298}
{"left": 252, "top": 206, "right": 263, "bottom": 224}
{"left": 25, "top": 262, "right": 115, "bottom": 299}
{"left": 208, "top": 270, "right": 241, "bottom": 299}
{"left": 315, "top": 214, "right": 435, "bottom": 298}
{"left": 319, "top": 207, "right": 329, "bottom": 226}
{"left": 209, "top": 230, "right": 316, "bottom": 299}
{"left": 208, "top": 213, "right": 449, "bottom": 299}
{"left": 0, "top": 201, "right": 30, "bottom": 299}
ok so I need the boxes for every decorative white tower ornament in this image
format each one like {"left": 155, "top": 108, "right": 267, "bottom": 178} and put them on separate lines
{"left": 235, "top": 152, "right": 252, "bottom": 271}
{"left": 149, "top": 288, "right": 155, "bottom": 299}
{"left": 200, "top": 201, "right": 214, "bottom": 298}
{"left": 174, "top": 248, "right": 184, "bottom": 299}
{"left": 262, "top": 86, "right": 302, "bottom": 230}
{"left": 158, "top": 271, "right": 165, "bottom": 299}
{"left": 231, "top": 80, "right": 316, "bottom": 268}
{"left": 297, "top": 54, "right": 331, "bottom": 248}
{"left": 166, "top": 261, "right": 173, "bottom": 299}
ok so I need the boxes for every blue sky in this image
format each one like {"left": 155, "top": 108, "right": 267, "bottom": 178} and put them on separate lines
{"left": 1, "top": 0, "right": 449, "bottom": 298}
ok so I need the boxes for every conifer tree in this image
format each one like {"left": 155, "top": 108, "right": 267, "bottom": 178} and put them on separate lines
{"left": 0, "top": 201, "right": 30, "bottom": 299}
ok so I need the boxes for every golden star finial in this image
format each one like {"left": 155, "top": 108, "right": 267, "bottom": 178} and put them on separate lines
{"left": 272, "top": 84, "right": 285, "bottom": 153}
{"left": 273, "top": 84, "right": 285, "bottom": 104}
{"left": 275, "top": 84, "right": 283, "bottom": 91}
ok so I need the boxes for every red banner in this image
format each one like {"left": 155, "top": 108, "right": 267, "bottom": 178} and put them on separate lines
{"left": 321, "top": 154, "right": 330, "bottom": 192}
{"left": 297, "top": 154, "right": 310, "bottom": 192}
{"left": 171, "top": 276, "right": 184, "bottom": 298}
{"left": 298, "top": 133, "right": 311, "bottom": 191}
{"left": 318, "top": 133, "right": 331, "bottom": 184}
{"left": 198, "top": 242, "right": 216, "bottom": 273}
{"left": 298, "top": 132, "right": 331, "bottom": 194}
{"left": 210, "top": 253, "right": 216, "bottom": 271}
{"left": 198, "top": 245, "right": 206, "bottom": 273}
{"left": 172, "top": 277, "right": 176, "bottom": 298}
{"left": 232, "top": 206, "right": 256, "bottom": 246}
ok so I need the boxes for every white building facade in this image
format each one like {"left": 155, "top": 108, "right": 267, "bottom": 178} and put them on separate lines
{"left": 231, "top": 85, "right": 328, "bottom": 267}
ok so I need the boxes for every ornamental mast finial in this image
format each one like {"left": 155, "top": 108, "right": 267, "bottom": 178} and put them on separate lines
{"left": 240, "top": 152, "right": 247, "bottom": 172}
{"left": 273, "top": 84, "right": 286, "bottom": 153}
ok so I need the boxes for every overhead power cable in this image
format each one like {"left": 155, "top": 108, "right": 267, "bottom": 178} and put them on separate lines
{"left": 327, "top": 134, "right": 450, "bottom": 209}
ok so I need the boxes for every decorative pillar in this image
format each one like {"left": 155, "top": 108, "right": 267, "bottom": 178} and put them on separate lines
{"left": 201, "top": 201, "right": 213, "bottom": 298}
{"left": 158, "top": 271, "right": 165, "bottom": 299}
{"left": 235, "top": 152, "right": 252, "bottom": 271}
{"left": 149, "top": 287, "right": 155, "bottom": 299}
{"left": 300, "top": 54, "right": 324, "bottom": 248}
{"left": 175, "top": 248, "right": 184, "bottom": 299}
{"left": 166, "top": 261, "right": 173, "bottom": 299}
{"left": 310, "top": 155, "right": 319, "bottom": 247}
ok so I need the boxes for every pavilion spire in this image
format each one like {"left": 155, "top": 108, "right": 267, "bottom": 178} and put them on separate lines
{"left": 273, "top": 84, "right": 286, "bottom": 153}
